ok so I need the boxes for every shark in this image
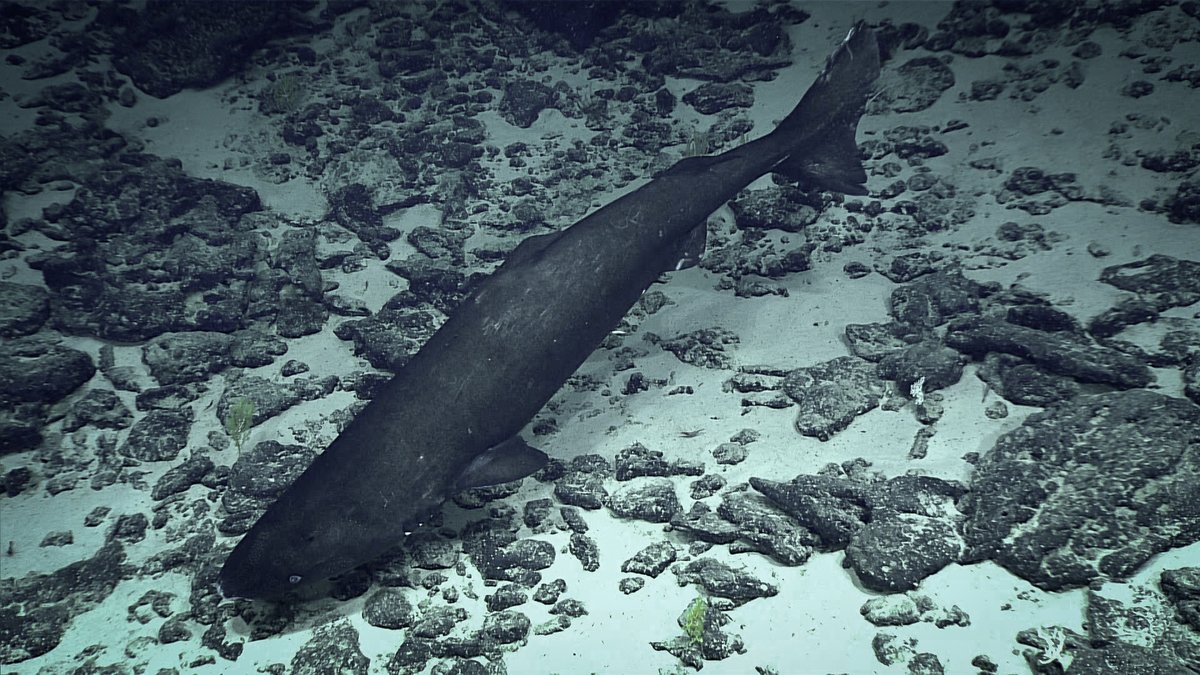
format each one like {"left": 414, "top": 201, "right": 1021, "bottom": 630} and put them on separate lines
{"left": 217, "top": 22, "right": 881, "bottom": 599}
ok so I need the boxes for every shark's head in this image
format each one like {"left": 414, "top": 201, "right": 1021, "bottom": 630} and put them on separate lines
{"left": 216, "top": 493, "right": 438, "bottom": 600}
{"left": 217, "top": 512, "right": 359, "bottom": 599}
{"left": 215, "top": 437, "right": 547, "bottom": 599}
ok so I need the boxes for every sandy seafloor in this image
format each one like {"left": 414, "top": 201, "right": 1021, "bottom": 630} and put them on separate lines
{"left": 1, "top": 1, "right": 1199, "bottom": 674}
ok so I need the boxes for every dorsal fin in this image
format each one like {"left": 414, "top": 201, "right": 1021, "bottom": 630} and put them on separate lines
{"left": 454, "top": 436, "right": 548, "bottom": 491}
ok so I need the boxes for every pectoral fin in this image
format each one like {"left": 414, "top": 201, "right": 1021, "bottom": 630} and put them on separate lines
{"left": 454, "top": 436, "right": 549, "bottom": 491}
{"left": 670, "top": 221, "right": 707, "bottom": 271}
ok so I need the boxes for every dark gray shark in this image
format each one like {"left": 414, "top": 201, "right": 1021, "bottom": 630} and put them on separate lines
{"left": 217, "top": 22, "right": 880, "bottom": 599}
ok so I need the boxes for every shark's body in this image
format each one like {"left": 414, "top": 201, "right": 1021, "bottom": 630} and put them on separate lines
{"left": 218, "top": 23, "right": 880, "bottom": 599}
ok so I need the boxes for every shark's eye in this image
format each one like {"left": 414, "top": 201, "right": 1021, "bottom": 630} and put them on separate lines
{"left": 288, "top": 574, "right": 302, "bottom": 585}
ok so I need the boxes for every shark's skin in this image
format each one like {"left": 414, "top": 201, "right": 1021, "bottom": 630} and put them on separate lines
{"left": 217, "top": 23, "right": 881, "bottom": 599}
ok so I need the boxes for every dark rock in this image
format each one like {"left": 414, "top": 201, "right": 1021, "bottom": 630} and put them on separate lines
{"left": 407, "top": 225, "right": 469, "bottom": 266}
{"left": 481, "top": 610, "right": 530, "bottom": 645}
{"left": 549, "top": 598, "right": 587, "bottom": 618}
{"left": 334, "top": 307, "right": 440, "bottom": 371}
{"left": 614, "top": 442, "right": 704, "bottom": 481}
{"left": 711, "top": 443, "right": 747, "bottom": 465}
{"left": 621, "top": 541, "right": 677, "bottom": 578}
{"left": 1164, "top": 180, "right": 1200, "bottom": 224}
{"left": 877, "top": 340, "right": 966, "bottom": 396}
{"left": 276, "top": 296, "right": 328, "bottom": 339}
{"left": 142, "top": 332, "right": 233, "bottom": 386}
{"left": 671, "top": 557, "right": 777, "bottom": 605}
{"left": 150, "top": 456, "right": 214, "bottom": 500}
{"left": 559, "top": 506, "right": 588, "bottom": 534}
{"left": 218, "top": 375, "right": 337, "bottom": 436}
{"left": 1098, "top": 254, "right": 1200, "bottom": 311}
{"left": 975, "top": 353, "right": 1079, "bottom": 407}
{"left": 634, "top": 3, "right": 792, "bottom": 83}
{"left": 781, "top": 356, "right": 884, "bottom": 441}
{"left": 715, "top": 492, "right": 815, "bottom": 565}
{"left": 568, "top": 533, "right": 599, "bottom": 572}
{"left": 961, "top": 390, "right": 1200, "bottom": 591}
{"left": 0, "top": 282, "right": 49, "bottom": 337}
{"left": 751, "top": 472, "right": 966, "bottom": 581}
{"left": 750, "top": 475, "right": 870, "bottom": 547}
{"left": 158, "top": 618, "right": 191, "bottom": 644}
{"left": 877, "top": 251, "right": 944, "bottom": 283}
{"left": 1160, "top": 567, "right": 1200, "bottom": 632}
{"left": 462, "top": 528, "right": 555, "bottom": 583}
{"left": 0, "top": 337, "right": 95, "bottom": 404}
{"left": 327, "top": 183, "right": 398, "bottom": 249}
{"left": 946, "top": 316, "right": 1153, "bottom": 389}
{"left": 0, "top": 2, "right": 56, "bottom": 49}
{"left": 1142, "top": 149, "right": 1200, "bottom": 173}
{"left": 845, "top": 513, "right": 963, "bottom": 592}
{"left": 108, "top": 513, "right": 148, "bottom": 545}
{"left": 554, "top": 470, "right": 608, "bottom": 510}
{"left": 504, "top": 0, "right": 624, "bottom": 51}
{"left": 485, "top": 584, "right": 528, "bottom": 612}
{"left": 290, "top": 619, "right": 369, "bottom": 674}
{"left": 118, "top": 409, "right": 193, "bottom": 462}
{"left": 62, "top": 388, "right": 132, "bottom": 432}
{"left": 40, "top": 531, "right": 72, "bottom": 547}
{"left": 411, "top": 606, "right": 468, "bottom": 639}
{"left": 406, "top": 533, "right": 460, "bottom": 570}
{"left": 1043, "top": 625, "right": 1187, "bottom": 675}
{"left": 670, "top": 502, "right": 742, "bottom": 544}
{"left": 522, "top": 498, "right": 553, "bottom": 530}
{"left": 218, "top": 441, "right": 316, "bottom": 533}
{"left": 689, "top": 474, "right": 726, "bottom": 499}
{"left": 30, "top": 153, "right": 263, "bottom": 342}
{"left": 1088, "top": 296, "right": 1160, "bottom": 338}
{"left": 4, "top": 466, "right": 32, "bottom": 497}
{"left": 499, "top": 80, "right": 557, "bottom": 128}
{"left": 619, "top": 577, "right": 645, "bottom": 594}
{"left": 860, "top": 595, "right": 921, "bottom": 627}
{"left": 1006, "top": 304, "right": 1079, "bottom": 332}
{"left": 844, "top": 322, "right": 911, "bottom": 362}
{"left": 730, "top": 187, "right": 820, "bottom": 233}
{"left": 363, "top": 589, "right": 415, "bottom": 630}
{"left": 229, "top": 329, "right": 289, "bottom": 368}
{"left": 650, "top": 610, "right": 745, "bottom": 669}
{"left": 650, "top": 328, "right": 740, "bottom": 369}
{"left": 609, "top": 478, "right": 682, "bottom": 523}
{"left": 107, "top": 2, "right": 312, "bottom": 98}
{"left": 682, "top": 82, "right": 753, "bottom": 114}
{"left": 533, "top": 578, "right": 566, "bottom": 605}
{"left": 387, "top": 637, "right": 433, "bottom": 673}
{"left": 884, "top": 57, "right": 955, "bottom": 112}
{"left": 134, "top": 385, "right": 199, "bottom": 412}
{"left": 280, "top": 360, "right": 309, "bottom": 377}
{"left": 889, "top": 271, "right": 990, "bottom": 331}
{"left": 0, "top": 540, "right": 128, "bottom": 665}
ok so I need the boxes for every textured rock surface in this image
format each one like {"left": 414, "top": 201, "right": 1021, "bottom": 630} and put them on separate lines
{"left": 962, "top": 390, "right": 1200, "bottom": 591}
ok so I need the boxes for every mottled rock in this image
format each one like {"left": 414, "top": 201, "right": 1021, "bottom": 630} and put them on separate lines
{"left": 781, "top": 356, "right": 884, "bottom": 440}
{"left": 118, "top": 409, "right": 193, "bottom": 462}
{"left": 946, "top": 316, "right": 1153, "bottom": 389}
{"left": 845, "top": 513, "right": 963, "bottom": 592}
{"left": 671, "top": 557, "right": 777, "bottom": 605}
{"left": 621, "top": 542, "right": 677, "bottom": 578}
{"left": 609, "top": 479, "right": 682, "bottom": 523}
{"left": 962, "top": 390, "right": 1200, "bottom": 590}
{"left": 363, "top": 589, "right": 415, "bottom": 630}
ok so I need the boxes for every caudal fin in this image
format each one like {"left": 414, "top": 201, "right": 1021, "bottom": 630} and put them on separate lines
{"left": 770, "top": 22, "right": 880, "bottom": 195}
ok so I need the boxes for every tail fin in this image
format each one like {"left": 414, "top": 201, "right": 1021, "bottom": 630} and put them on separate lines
{"left": 770, "top": 22, "right": 880, "bottom": 195}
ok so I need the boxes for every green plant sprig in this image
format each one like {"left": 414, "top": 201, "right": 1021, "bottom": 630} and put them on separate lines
{"left": 224, "top": 398, "right": 256, "bottom": 452}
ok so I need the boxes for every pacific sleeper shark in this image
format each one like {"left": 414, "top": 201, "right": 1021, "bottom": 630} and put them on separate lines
{"left": 217, "top": 22, "right": 881, "bottom": 599}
